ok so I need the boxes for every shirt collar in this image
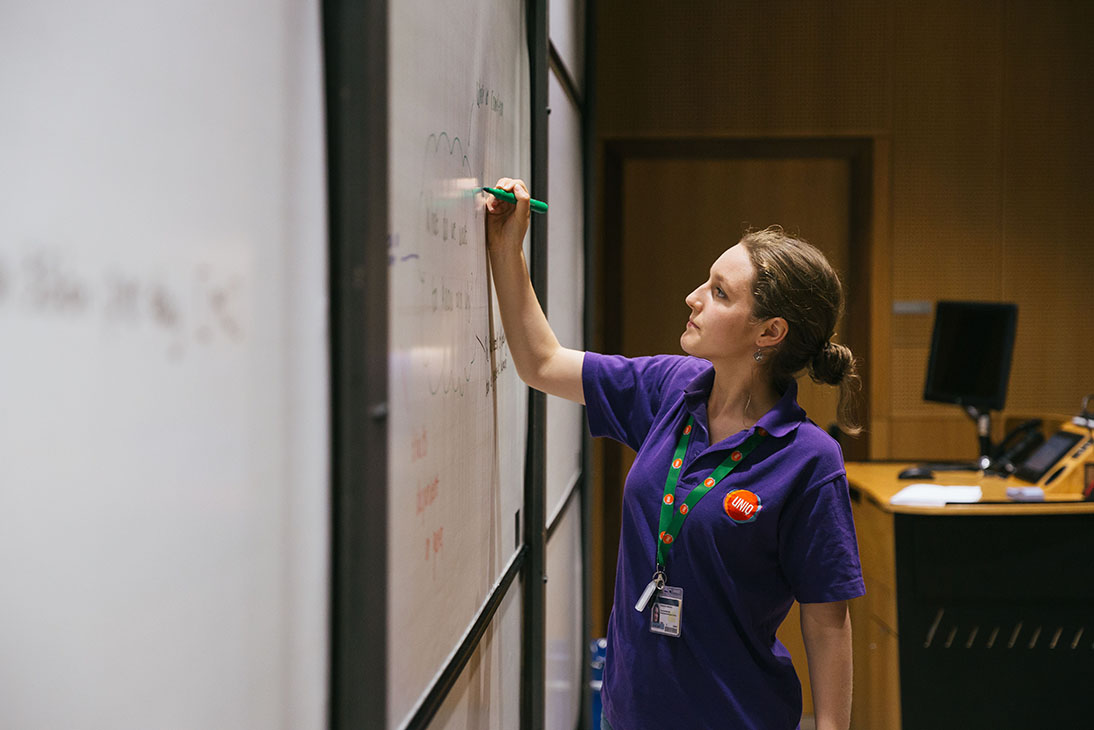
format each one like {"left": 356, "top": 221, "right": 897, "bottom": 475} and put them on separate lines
{"left": 682, "top": 361, "right": 806, "bottom": 440}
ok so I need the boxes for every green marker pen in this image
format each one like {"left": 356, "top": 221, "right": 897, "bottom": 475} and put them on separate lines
{"left": 481, "top": 186, "right": 548, "bottom": 214}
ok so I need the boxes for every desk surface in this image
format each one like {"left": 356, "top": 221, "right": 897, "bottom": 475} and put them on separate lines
{"left": 845, "top": 462, "right": 1094, "bottom": 516}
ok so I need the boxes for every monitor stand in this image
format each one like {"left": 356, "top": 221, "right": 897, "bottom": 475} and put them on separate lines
{"left": 966, "top": 405, "right": 995, "bottom": 471}
{"left": 909, "top": 406, "right": 997, "bottom": 475}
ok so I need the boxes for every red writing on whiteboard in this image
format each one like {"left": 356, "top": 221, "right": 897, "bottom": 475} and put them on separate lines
{"left": 416, "top": 476, "right": 439, "bottom": 516}
{"left": 425, "top": 526, "right": 444, "bottom": 560}
{"left": 411, "top": 427, "right": 428, "bottom": 462}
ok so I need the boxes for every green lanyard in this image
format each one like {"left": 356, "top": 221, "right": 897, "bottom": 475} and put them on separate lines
{"left": 656, "top": 415, "right": 767, "bottom": 567}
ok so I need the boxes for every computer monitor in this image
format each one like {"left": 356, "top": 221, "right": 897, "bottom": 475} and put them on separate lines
{"left": 923, "top": 301, "right": 1018, "bottom": 412}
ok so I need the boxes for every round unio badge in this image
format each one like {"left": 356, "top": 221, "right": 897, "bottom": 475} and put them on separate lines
{"left": 724, "top": 489, "right": 761, "bottom": 523}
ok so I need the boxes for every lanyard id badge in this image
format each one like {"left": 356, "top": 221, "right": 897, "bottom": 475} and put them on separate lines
{"left": 636, "top": 415, "right": 765, "bottom": 637}
{"left": 649, "top": 586, "right": 683, "bottom": 636}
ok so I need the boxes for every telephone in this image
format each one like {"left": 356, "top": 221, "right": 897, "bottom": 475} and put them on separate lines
{"left": 1010, "top": 422, "right": 1093, "bottom": 491}
{"left": 990, "top": 418, "right": 1044, "bottom": 474}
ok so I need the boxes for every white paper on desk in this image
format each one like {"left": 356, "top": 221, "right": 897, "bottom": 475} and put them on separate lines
{"left": 890, "top": 484, "right": 983, "bottom": 507}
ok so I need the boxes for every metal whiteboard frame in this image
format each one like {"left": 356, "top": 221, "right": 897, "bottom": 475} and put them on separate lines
{"left": 522, "top": 1, "right": 550, "bottom": 727}
{"left": 580, "top": 2, "right": 598, "bottom": 725}
{"left": 323, "top": 1, "right": 389, "bottom": 728}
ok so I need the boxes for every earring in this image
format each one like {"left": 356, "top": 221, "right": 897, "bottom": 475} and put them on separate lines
{"left": 753, "top": 350, "right": 765, "bottom": 363}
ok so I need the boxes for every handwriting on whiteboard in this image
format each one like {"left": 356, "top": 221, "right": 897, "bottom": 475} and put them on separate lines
{"left": 386, "top": 233, "right": 421, "bottom": 268}
{"left": 475, "top": 80, "right": 504, "bottom": 117}
{"left": 416, "top": 475, "right": 439, "bottom": 518}
{"left": 420, "top": 132, "right": 475, "bottom": 253}
{"left": 425, "top": 525, "right": 445, "bottom": 581}
{"left": 410, "top": 426, "right": 428, "bottom": 462}
{"left": 0, "top": 245, "right": 246, "bottom": 360}
{"left": 432, "top": 274, "right": 474, "bottom": 313}
{"left": 477, "top": 332, "right": 511, "bottom": 395}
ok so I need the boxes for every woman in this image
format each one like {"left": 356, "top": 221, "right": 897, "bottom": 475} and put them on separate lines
{"left": 485, "top": 179, "right": 864, "bottom": 730}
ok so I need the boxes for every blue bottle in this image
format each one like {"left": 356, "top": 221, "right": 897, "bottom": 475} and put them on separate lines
{"left": 589, "top": 638, "right": 607, "bottom": 729}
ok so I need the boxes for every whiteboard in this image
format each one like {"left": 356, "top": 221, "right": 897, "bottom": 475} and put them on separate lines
{"left": 545, "top": 506, "right": 584, "bottom": 730}
{"left": 545, "top": 64, "right": 585, "bottom": 730}
{"left": 430, "top": 583, "right": 523, "bottom": 730}
{"left": 0, "top": 2, "right": 329, "bottom": 729}
{"left": 387, "top": 0, "right": 531, "bottom": 725}
{"left": 549, "top": 0, "right": 587, "bottom": 91}
{"left": 545, "top": 69, "right": 586, "bottom": 518}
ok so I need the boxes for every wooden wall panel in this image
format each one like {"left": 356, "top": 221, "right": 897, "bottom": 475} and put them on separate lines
{"left": 597, "top": 0, "right": 892, "bottom": 138}
{"left": 1000, "top": 1, "right": 1094, "bottom": 417}
{"left": 890, "top": 0, "right": 1005, "bottom": 302}
{"left": 868, "top": 140, "right": 894, "bottom": 458}
{"left": 597, "top": 0, "right": 1094, "bottom": 463}
{"left": 886, "top": 0, "right": 1006, "bottom": 459}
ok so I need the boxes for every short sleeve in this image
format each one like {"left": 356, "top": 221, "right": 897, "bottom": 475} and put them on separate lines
{"left": 582, "top": 353, "right": 687, "bottom": 451}
{"left": 778, "top": 473, "right": 866, "bottom": 603}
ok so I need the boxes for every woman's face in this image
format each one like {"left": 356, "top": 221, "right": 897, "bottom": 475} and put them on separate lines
{"left": 681, "top": 244, "right": 765, "bottom": 362}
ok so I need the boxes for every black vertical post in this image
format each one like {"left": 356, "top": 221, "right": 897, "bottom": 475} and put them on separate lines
{"left": 579, "top": 1, "right": 598, "bottom": 727}
{"left": 522, "top": 1, "right": 548, "bottom": 729}
{"left": 323, "top": 1, "right": 388, "bottom": 729}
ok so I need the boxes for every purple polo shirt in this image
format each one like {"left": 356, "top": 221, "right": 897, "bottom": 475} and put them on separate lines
{"left": 585, "top": 353, "right": 865, "bottom": 730}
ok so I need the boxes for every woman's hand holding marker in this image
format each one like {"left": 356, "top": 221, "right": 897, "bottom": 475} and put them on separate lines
{"left": 482, "top": 185, "right": 548, "bottom": 213}
{"left": 484, "top": 178, "right": 531, "bottom": 256}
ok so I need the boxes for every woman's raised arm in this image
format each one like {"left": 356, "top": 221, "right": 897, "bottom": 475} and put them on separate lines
{"left": 484, "top": 177, "right": 585, "bottom": 405}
